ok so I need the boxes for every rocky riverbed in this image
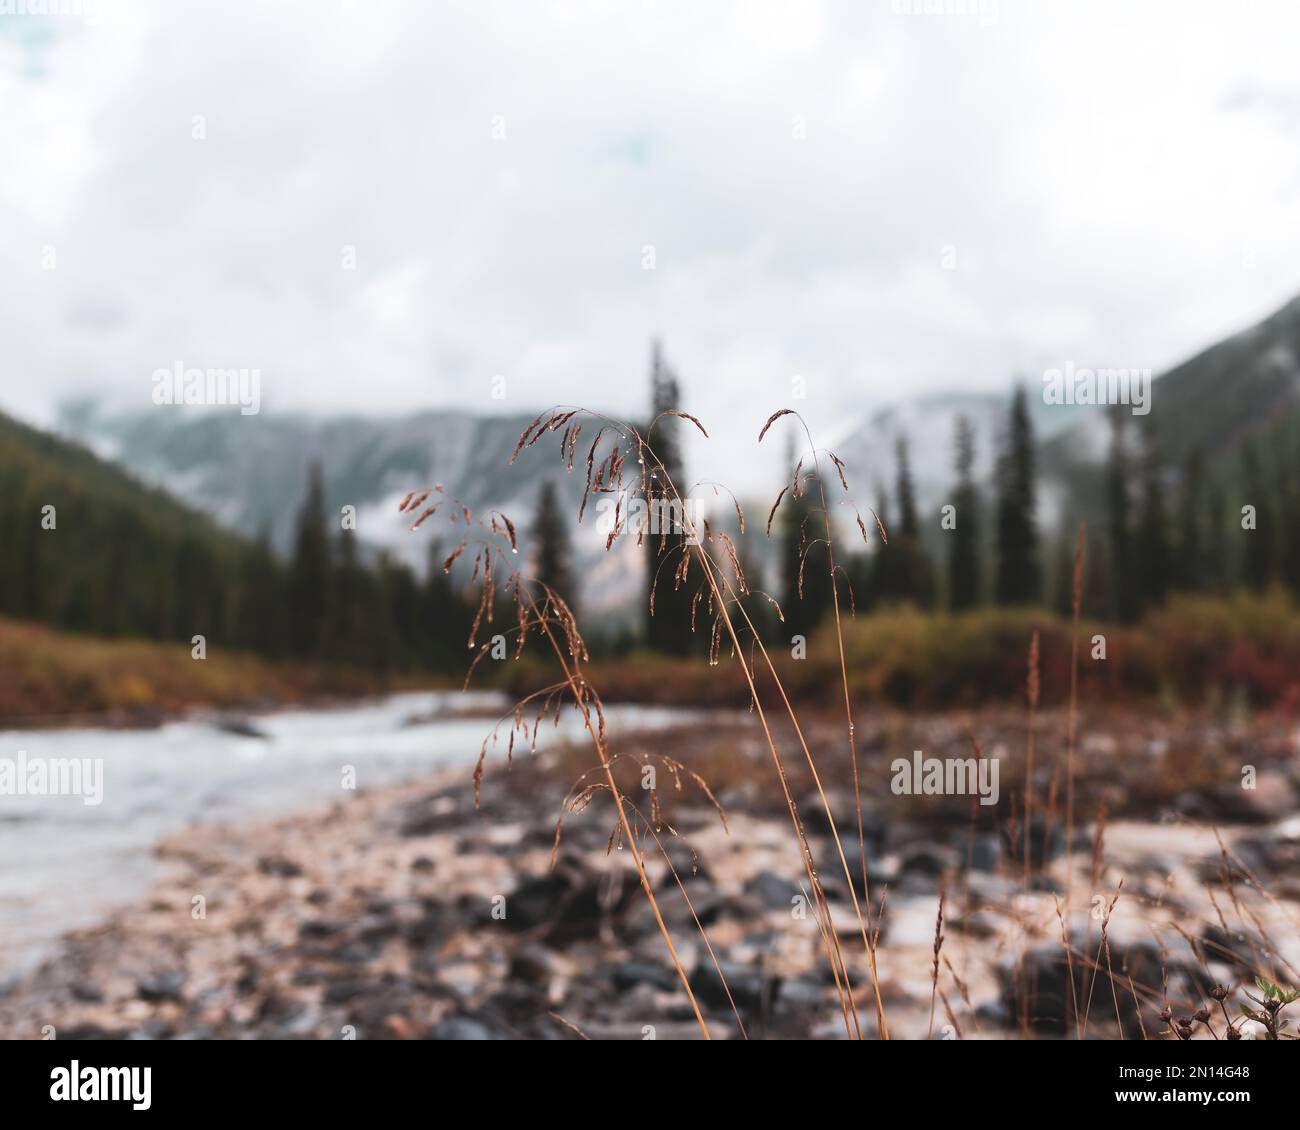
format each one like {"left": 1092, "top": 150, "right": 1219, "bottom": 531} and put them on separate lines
{"left": 3, "top": 709, "right": 1299, "bottom": 1040}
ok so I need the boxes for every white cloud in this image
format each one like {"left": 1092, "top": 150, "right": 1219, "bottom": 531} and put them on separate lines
{"left": 3, "top": 0, "right": 1300, "bottom": 493}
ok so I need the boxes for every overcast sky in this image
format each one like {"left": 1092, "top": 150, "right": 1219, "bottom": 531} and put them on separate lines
{"left": 4, "top": 0, "right": 1300, "bottom": 483}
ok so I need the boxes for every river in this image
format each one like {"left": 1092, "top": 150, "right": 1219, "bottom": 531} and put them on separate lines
{"left": 0, "top": 691, "right": 685, "bottom": 977}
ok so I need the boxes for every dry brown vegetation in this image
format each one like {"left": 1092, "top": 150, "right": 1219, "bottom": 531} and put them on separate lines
{"left": 0, "top": 616, "right": 430, "bottom": 724}
{"left": 399, "top": 405, "right": 1300, "bottom": 1041}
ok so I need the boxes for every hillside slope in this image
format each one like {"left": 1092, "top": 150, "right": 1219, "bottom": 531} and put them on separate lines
{"left": 57, "top": 401, "right": 644, "bottom": 617}
{"left": 1037, "top": 289, "right": 1300, "bottom": 536}
{"left": 0, "top": 410, "right": 253, "bottom": 640}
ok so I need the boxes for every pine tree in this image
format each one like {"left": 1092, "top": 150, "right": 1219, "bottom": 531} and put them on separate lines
{"left": 173, "top": 534, "right": 219, "bottom": 646}
{"left": 1176, "top": 447, "right": 1206, "bottom": 592}
{"left": 644, "top": 341, "right": 695, "bottom": 654}
{"left": 994, "top": 386, "right": 1040, "bottom": 605}
{"left": 1241, "top": 439, "right": 1276, "bottom": 590}
{"left": 1204, "top": 478, "right": 1229, "bottom": 593}
{"left": 329, "top": 527, "right": 377, "bottom": 666}
{"left": 843, "top": 551, "right": 872, "bottom": 617}
{"left": 1107, "top": 408, "right": 1137, "bottom": 622}
{"left": 288, "top": 462, "right": 331, "bottom": 657}
{"left": 367, "top": 553, "right": 398, "bottom": 675}
{"left": 0, "top": 491, "right": 22, "bottom": 619}
{"left": 948, "top": 415, "right": 980, "bottom": 611}
{"left": 236, "top": 526, "right": 287, "bottom": 657}
{"left": 380, "top": 556, "right": 422, "bottom": 669}
{"left": 18, "top": 482, "right": 48, "bottom": 621}
{"left": 893, "top": 436, "right": 935, "bottom": 606}
{"left": 779, "top": 453, "right": 833, "bottom": 640}
{"left": 732, "top": 534, "right": 778, "bottom": 642}
{"left": 422, "top": 541, "right": 471, "bottom": 670}
{"left": 896, "top": 436, "right": 918, "bottom": 540}
{"left": 532, "top": 479, "right": 575, "bottom": 615}
{"left": 1135, "top": 418, "right": 1172, "bottom": 609}
{"left": 867, "top": 486, "right": 894, "bottom": 609}
{"left": 1281, "top": 430, "right": 1300, "bottom": 594}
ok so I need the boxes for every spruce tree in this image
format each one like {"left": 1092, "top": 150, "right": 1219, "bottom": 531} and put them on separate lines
{"left": 237, "top": 526, "right": 287, "bottom": 657}
{"left": 329, "top": 527, "right": 376, "bottom": 666}
{"left": 948, "top": 415, "right": 980, "bottom": 611}
{"left": 1107, "top": 408, "right": 1138, "bottom": 622}
{"left": 896, "top": 435, "right": 919, "bottom": 540}
{"left": 779, "top": 454, "right": 833, "bottom": 640}
{"left": 1241, "top": 439, "right": 1276, "bottom": 590}
{"left": 288, "top": 462, "right": 331, "bottom": 657}
{"left": 422, "top": 540, "right": 471, "bottom": 670}
{"left": 1204, "top": 478, "right": 1229, "bottom": 593}
{"left": 532, "top": 479, "right": 575, "bottom": 615}
{"left": 868, "top": 486, "right": 895, "bottom": 607}
{"left": 892, "top": 436, "right": 934, "bottom": 606}
{"left": 1135, "top": 418, "right": 1172, "bottom": 609}
{"left": 1280, "top": 430, "right": 1300, "bottom": 594}
{"left": 643, "top": 341, "right": 695, "bottom": 654}
{"left": 1176, "top": 448, "right": 1206, "bottom": 592}
{"left": 994, "top": 386, "right": 1040, "bottom": 605}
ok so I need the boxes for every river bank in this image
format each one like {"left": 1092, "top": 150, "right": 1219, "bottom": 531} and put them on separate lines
{"left": 0, "top": 616, "right": 454, "bottom": 729}
{"left": 3, "top": 708, "right": 1298, "bottom": 1040}
{"left": 0, "top": 692, "right": 700, "bottom": 986}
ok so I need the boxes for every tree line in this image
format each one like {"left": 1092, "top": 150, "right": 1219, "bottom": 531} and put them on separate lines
{"left": 6, "top": 358, "right": 1294, "bottom": 670}
{"left": 0, "top": 412, "right": 475, "bottom": 673}
{"left": 546, "top": 356, "right": 1300, "bottom": 654}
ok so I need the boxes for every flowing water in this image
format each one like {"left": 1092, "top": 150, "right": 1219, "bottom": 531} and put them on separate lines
{"left": 0, "top": 691, "right": 686, "bottom": 977}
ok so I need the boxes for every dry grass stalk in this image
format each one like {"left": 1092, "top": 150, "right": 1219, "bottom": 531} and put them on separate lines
{"left": 547, "top": 1012, "right": 591, "bottom": 1040}
{"left": 1100, "top": 882, "right": 1125, "bottom": 1038}
{"left": 943, "top": 953, "right": 980, "bottom": 1036}
{"left": 759, "top": 409, "right": 890, "bottom": 1037}
{"left": 927, "top": 888, "right": 946, "bottom": 1040}
{"left": 574, "top": 405, "right": 891, "bottom": 1036}
{"left": 1023, "top": 629, "right": 1040, "bottom": 893}
{"left": 1017, "top": 629, "right": 1041, "bottom": 1037}
{"left": 1053, "top": 895, "right": 1081, "bottom": 1040}
{"left": 620, "top": 794, "right": 749, "bottom": 1038}
{"left": 1075, "top": 797, "right": 1109, "bottom": 1038}
{"left": 404, "top": 408, "right": 1259, "bottom": 1046}
{"left": 1127, "top": 975, "right": 1148, "bottom": 1040}
{"left": 1065, "top": 522, "right": 1086, "bottom": 918}
{"left": 938, "top": 988, "right": 961, "bottom": 1040}
{"left": 400, "top": 481, "right": 714, "bottom": 1038}
{"left": 467, "top": 406, "right": 891, "bottom": 1037}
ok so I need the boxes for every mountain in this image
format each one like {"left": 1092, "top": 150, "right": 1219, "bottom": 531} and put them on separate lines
{"left": 1041, "top": 290, "right": 1300, "bottom": 491}
{"left": 40, "top": 386, "right": 1146, "bottom": 630}
{"left": 54, "top": 287, "right": 1300, "bottom": 629}
{"left": 59, "top": 401, "right": 552, "bottom": 553}
{"left": 0, "top": 407, "right": 490, "bottom": 671}
{"left": 56, "top": 400, "right": 643, "bottom": 620}
{"left": 830, "top": 389, "right": 1089, "bottom": 538}
{"left": 831, "top": 289, "right": 1300, "bottom": 547}
{"left": 1138, "top": 292, "right": 1300, "bottom": 462}
{"left": 0, "top": 408, "right": 254, "bottom": 640}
